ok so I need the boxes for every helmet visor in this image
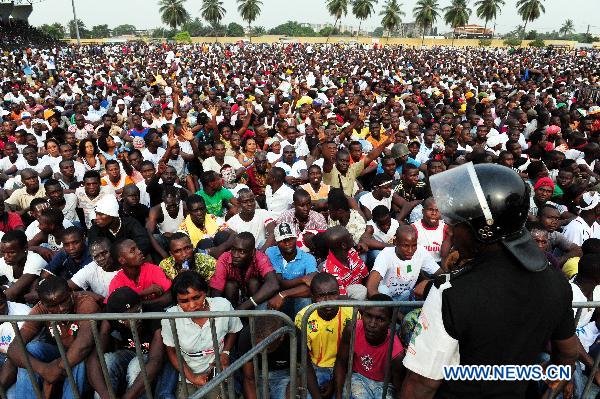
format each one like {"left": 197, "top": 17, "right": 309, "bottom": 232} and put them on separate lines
{"left": 429, "top": 162, "right": 494, "bottom": 227}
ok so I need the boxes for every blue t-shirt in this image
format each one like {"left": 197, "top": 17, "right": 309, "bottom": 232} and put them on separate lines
{"left": 265, "top": 246, "right": 317, "bottom": 280}
{"left": 45, "top": 245, "right": 94, "bottom": 280}
{"left": 129, "top": 127, "right": 150, "bottom": 138}
{"left": 376, "top": 157, "right": 420, "bottom": 175}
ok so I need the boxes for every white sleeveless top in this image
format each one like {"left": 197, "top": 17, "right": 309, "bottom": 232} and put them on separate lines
{"left": 411, "top": 220, "right": 446, "bottom": 263}
{"left": 158, "top": 201, "right": 185, "bottom": 234}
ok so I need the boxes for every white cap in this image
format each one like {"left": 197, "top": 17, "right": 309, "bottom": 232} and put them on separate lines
{"left": 94, "top": 195, "right": 120, "bottom": 218}
{"left": 116, "top": 99, "right": 125, "bottom": 106}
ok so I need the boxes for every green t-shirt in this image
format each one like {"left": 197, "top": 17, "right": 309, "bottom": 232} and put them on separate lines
{"left": 195, "top": 188, "right": 233, "bottom": 217}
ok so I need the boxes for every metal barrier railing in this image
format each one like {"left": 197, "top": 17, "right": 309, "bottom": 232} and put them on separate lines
{"left": 1, "top": 301, "right": 600, "bottom": 399}
{"left": 0, "top": 309, "right": 296, "bottom": 399}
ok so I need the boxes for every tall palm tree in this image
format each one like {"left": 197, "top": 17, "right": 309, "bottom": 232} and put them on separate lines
{"left": 413, "top": 0, "right": 440, "bottom": 45}
{"left": 516, "top": 0, "right": 545, "bottom": 38}
{"left": 158, "top": 0, "right": 190, "bottom": 30}
{"left": 237, "top": 0, "right": 262, "bottom": 42}
{"left": 444, "top": 0, "right": 471, "bottom": 45}
{"left": 325, "top": 0, "right": 349, "bottom": 43}
{"left": 379, "top": 0, "right": 404, "bottom": 43}
{"left": 474, "top": 0, "right": 504, "bottom": 36}
{"left": 559, "top": 19, "right": 575, "bottom": 37}
{"left": 200, "top": 0, "right": 226, "bottom": 41}
{"left": 352, "top": 0, "right": 378, "bottom": 39}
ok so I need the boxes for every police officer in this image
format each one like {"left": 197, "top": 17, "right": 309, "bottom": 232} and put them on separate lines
{"left": 399, "top": 163, "right": 578, "bottom": 398}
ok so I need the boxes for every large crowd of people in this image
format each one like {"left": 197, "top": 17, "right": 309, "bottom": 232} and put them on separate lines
{"left": 0, "top": 40, "right": 598, "bottom": 398}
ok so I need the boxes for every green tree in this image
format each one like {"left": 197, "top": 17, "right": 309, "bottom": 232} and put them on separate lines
{"left": 173, "top": 30, "right": 192, "bottom": 42}
{"left": 158, "top": 0, "right": 190, "bottom": 30}
{"left": 325, "top": 0, "right": 349, "bottom": 42}
{"left": 516, "top": 0, "right": 545, "bottom": 38}
{"left": 237, "top": 0, "right": 262, "bottom": 42}
{"left": 380, "top": 0, "right": 404, "bottom": 42}
{"left": 413, "top": 0, "right": 440, "bottom": 45}
{"left": 268, "top": 21, "right": 315, "bottom": 36}
{"left": 444, "top": 0, "right": 471, "bottom": 45}
{"left": 352, "top": 0, "right": 378, "bottom": 38}
{"left": 474, "top": 0, "right": 504, "bottom": 35}
{"left": 181, "top": 17, "right": 208, "bottom": 36}
{"left": 201, "top": 0, "right": 226, "bottom": 40}
{"left": 68, "top": 19, "right": 89, "bottom": 39}
{"left": 251, "top": 25, "right": 266, "bottom": 36}
{"left": 90, "top": 24, "right": 111, "bottom": 38}
{"left": 372, "top": 26, "right": 384, "bottom": 37}
{"left": 226, "top": 22, "right": 245, "bottom": 36}
{"left": 113, "top": 24, "right": 137, "bottom": 36}
{"left": 39, "top": 23, "right": 66, "bottom": 40}
{"left": 152, "top": 27, "right": 175, "bottom": 38}
{"left": 559, "top": 19, "right": 575, "bottom": 37}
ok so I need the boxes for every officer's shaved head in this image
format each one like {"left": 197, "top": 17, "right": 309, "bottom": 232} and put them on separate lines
{"left": 396, "top": 225, "right": 417, "bottom": 241}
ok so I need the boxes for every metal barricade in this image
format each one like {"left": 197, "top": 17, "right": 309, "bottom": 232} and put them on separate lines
{"left": 0, "top": 310, "right": 296, "bottom": 399}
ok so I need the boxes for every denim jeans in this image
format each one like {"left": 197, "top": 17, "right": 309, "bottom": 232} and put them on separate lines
{"left": 96, "top": 350, "right": 178, "bottom": 399}
{"left": 15, "top": 341, "right": 86, "bottom": 399}
{"left": 280, "top": 297, "right": 312, "bottom": 321}
{"left": 349, "top": 372, "right": 394, "bottom": 399}
{"left": 257, "top": 369, "right": 290, "bottom": 399}
{"left": 378, "top": 284, "right": 417, "bottom": 314}
{"left": 307, "top": 365, "right": 334, "bottom": 399}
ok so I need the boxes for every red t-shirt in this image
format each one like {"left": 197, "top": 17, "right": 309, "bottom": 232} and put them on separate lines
{"left": 352, "top": 319, "right": 404, "bottom": 381}
{"left": 210, "top": 251, "right": 274, "bottom": 292}
{"left": 0, "top": 212, "right": 24, "bottom": 233}
{"left": 107, "top": 262, "right": 172, "bottom": 301}
{"left": 322, "top": 249, "right": 368, "bottom": 295}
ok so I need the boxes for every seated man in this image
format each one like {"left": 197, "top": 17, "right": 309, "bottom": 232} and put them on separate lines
{"left": 366, "top": 225, "right": 441, "bottom": 308}
{"left": 358, "top": 174, "right": 410, "bottom": 221}
{"left": 538, "top": 205, "right": 582, "bottom": 268}
{"left": 226, "top": 189, "right": 276, "bottom": 251}
{"left": 5, "top": 168, "right": 46, "bottom": 217}
{"left": 43, "top": 226, "right": 93, "bottom": 281}
{"left": 321, "top": 226, "right": 369, "bottom": 300}
{"left": 159, "top": 232, "right": 216, "bottom": 281}
{"left": 101, "top": 160, "right": 134, "bottom": 200}
{"left": 28, "top": 207, "right": 70, "bottom": 259}
{"left": 7, "top": 276, "right": 99, "bottom": 399}
{"left": 120, "top": 184, "right": 150, "bottom": 227}
{"left": 265, "top": 167, "right": 295, "bottom": 218}
{"left": 326, "top": 189, "right": 367, "bottom": 257}
{"left": 0, "top": 289, "right": 30, "bottom": 397}
{"left": 146, "top": 186, "right": 185, "bottom": 260}
{"left": 0, "top": 230, "right": 47, "bottom": 303}
{"left": 0, "top": 192, "right": 24, "bottom": 234}
{"left": 300, "top": 164, "right": 330, "bottom": 213}
{"left": 68, "top": 237, "right": 120, "bottom": 302}
{"left": 195, "top": 171, "right": 236, "bottom": 218}
{"left": 87, "top": 287, "right": 177, "bottom": 399}
{"left": 410, "top": 197, "right": 451, "bottom": 264}
{"left": 277, "top": 188, "right": 327, "bottom": 251}
{"left": 360, "top": 205, "right": 399, "bottom": 268}
{"left": 295, "top": 272, "right": 354, "bottom": 399}
{"left": 266, "top": 222, "right": 317, "bottom": 318}
{"left": 210, "top": 232, "right": 280, "bottom": 310}
{"left": 107, "top": 239, "right": 172, "bottom": 309}
{"left": 334, "top": 295, "right": 404, "bottom": 399}
{"left": 88, "top": 195, "right": 152, "bottom": 256}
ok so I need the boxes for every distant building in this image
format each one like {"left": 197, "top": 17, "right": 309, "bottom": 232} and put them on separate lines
{"left": 396, "top": 22, "right": 437, "bottom": 38}
{"left": 451, "top": 24, "right": 493, "bottom": 38}
{"left": 301, "top": 22, "right": 360, "bottom": 35}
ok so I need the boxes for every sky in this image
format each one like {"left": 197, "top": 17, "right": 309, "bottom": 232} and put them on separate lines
{"left": 26, "top": 0, "right": 600, "bottom": 36}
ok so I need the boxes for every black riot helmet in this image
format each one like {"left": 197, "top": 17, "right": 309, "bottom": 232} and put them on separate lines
{"left": 430, "top": 162, "right": 547, "bottom": 272}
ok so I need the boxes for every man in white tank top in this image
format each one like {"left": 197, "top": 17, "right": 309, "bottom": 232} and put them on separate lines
{"left": 410, "top": 197, "right": 451, "bottom": 264}
{"left": 146, "top": 187, "right": 185, "bottom": 260}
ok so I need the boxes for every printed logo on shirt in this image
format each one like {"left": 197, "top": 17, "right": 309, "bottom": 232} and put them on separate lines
{"left": 360, "top": 354, "right": 374, "bottom": 371}
{"left": 308, "top": 320, "right": 318, "bottom": 333}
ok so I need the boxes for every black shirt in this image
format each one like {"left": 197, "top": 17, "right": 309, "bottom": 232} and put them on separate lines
{"left": 120, "top": 203, "right": 150, "bottom": 228}
{"left": 237, "top": 325, "right": 292, "bottom": 371}
{"left": 438, "top": 249, "right": 574, "bottom": 398}
{"left": 109, "top": 316, "right": 161, "bottom": 354}
{"left": 88, "top": 216, "right": 152, "bottom": 255}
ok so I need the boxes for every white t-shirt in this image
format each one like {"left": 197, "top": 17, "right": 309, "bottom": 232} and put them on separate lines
{"left": 563, "top": 217, "right": 600, "bottom": 246}
{"left": 226, "top": 209, "right": 274, "bottom": 248}
{"left": 70, "top": 261, "right": 118, "bottom": 298}
{"left": 136, "top": 180, "right": 151, "bottom": 207}
{"left": 265, "top": 184, "right": 294, "bottom": 218}
{"left": 141, "top": 147, "right": 166, "bottom": 167}
{"left": 202, "top": 156, "right": 242, "bottom": 174}
{"left": 0, "top": 301, "right": 30, "bottom": 353}
{"left": 161, "top": 297, "right": 243, "bottom": 375}
{"left": 25, "top": 219, "right": 74, "bottom": 241}
{"left": 61, "top": 193, "right": 79, "bottom": 223}
{"left": 367, "top": 218, "right": 399, "bottom": 245}
{"left": 0, "top": 155, "right": 25, "bottom": 172}
{"left": 0, "top": 251, "right": 47, "bottom": 282}
{"left": 275, "top": 160, "right": 308, "bottom": 178}
{"left": 359, "top": 192, "right": 392, "bottom": 212}
{"left": 372, "top": 246, "right": 439, "bottom": 299}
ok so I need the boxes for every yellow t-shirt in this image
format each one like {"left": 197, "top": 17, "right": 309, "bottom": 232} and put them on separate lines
{"left": 562, "top": 257, "right": 580, "bottom": 279}
{"left": 295, "top": 306, "right": 354, "bottom": 368}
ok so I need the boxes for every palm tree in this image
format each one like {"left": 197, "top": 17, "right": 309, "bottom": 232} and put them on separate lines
{"left": 516, "top": 0, "right": 545, "bottom": 38}
{"left": 559, "top": 19, "right": 575, "bottom": 37}
{"left": 158, "top": 0, "right": 190, "bottom": 30}
{"left": 444, "top": 0, "right": 471, "bottom": 45}
{"left": 379, "top": 0, "right": 404, "bottom": 43}
{"left": 474, "top": 0, "right": 504, "bottom": 36}
{"left": 325, "top": 0, "right": 349, "bottom": 43}
{"left": 200, "top": 0, "right": 226, "bottom": 41}
{"left": 413, "top": 0, "right": 440, "bottom": 45}
{"left": 352, "top": 0, "right": 378, "bottom": 39}
{"left": 237, "top": 0, "right": 262, "bottom": 42}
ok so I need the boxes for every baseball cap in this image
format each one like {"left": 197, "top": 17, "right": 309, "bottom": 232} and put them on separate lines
{"left": 390, "top": 143, "right": 409, "bottom": 159}
{"left": 106, "top": 287, "right": 141, "bottom": 313}
{"left": 116, "top": 99, "right": 125, "bottom": 106}
{"left": 526, "top": 109, "right": 538, "bottom": 118}
{"left": 21, "top": 112, "right": 31, "bottom": 119}
{"left": 95, "top": 195, "right": 120, "bottom": 218}
{"left": 274, "top": 222, "right": 296, "bottom": 242}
